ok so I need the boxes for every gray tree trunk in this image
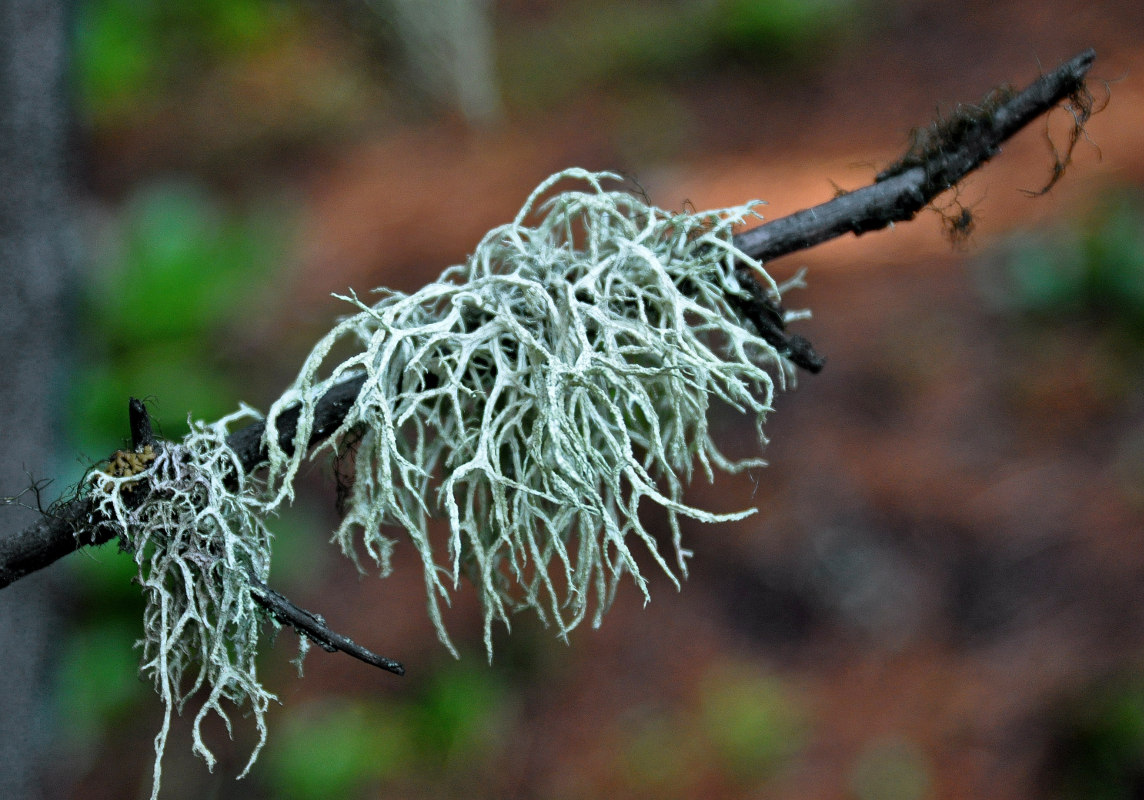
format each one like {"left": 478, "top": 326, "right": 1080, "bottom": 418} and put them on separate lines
{"left": 0, "top": 0, "right": 76, "bottom": 796}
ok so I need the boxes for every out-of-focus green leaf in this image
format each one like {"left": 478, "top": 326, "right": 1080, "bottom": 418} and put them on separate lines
{"left": 699, "top": 661, "right": 809, "bottom": 782}
{"left": 71, "top": 347, "right": 242, "bottom": 452}
{"left": 90, "top": 182, "right": 282, "bottom": 342}
{"left": 715, "top": 0, "right": 859, "bottom": 56}
{"left": 413, "top": 661, "right": 509, "bottom": 766}
{"left": 69, "top": 544, "right": 143, "bottom": 609}
{"left": 499, "top": 0, "right": 869, "bottom": 109}
{"left": 54, "top": 619, "right": 147, "bottom": 753}
{"left": 979, "top": 185, "right": 1144, "bottom": 335}
{"left": 74, "top": 180, "right": 289, "bottom": 448}
{"left": 1048, "top": 676, "right": 1144, "bottom": 800}
{"left": 73, "top": 0, "right": 293, "bottom": 119}
{"left": 266, "top": 699, "right": 414, "bottom": 799}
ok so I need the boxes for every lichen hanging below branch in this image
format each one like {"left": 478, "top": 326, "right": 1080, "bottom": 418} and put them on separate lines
{"left": 81, "top": 169, "right": 806, "bottom": 799}
{"left": 85, "top": 408, "right": 277, "bottom": 799}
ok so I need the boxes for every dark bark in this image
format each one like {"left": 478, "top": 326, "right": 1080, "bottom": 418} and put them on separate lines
{"left": 730, "top": 49, "right": 1095, "bottom": 372}
{"left": 733, "top": 49, "right": 1096, "bottom": 262}
{"left": 248, "top": 574, "right": 405, "bottom": 675}
{"left": 226, "top": 373, "right": 368, "bottom": 474}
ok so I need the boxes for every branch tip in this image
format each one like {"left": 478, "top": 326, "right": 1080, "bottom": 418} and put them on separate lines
{"left": 128, "top": 397, "right": 155, "bottom": 450}
{"left": 247, "top": 575, "right": 405, "bottom": 676}
{"left": 733, "top": 48, "right": 1100, "bottom": 264}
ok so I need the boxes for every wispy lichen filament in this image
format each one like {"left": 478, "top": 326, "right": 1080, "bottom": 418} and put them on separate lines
{"left": 85, "top": 408, "right": 275, "bottom": 799}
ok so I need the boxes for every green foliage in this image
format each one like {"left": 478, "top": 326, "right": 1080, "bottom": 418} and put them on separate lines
{"left": 616, "top": 660, "right": 809, "bottom": 793}
{"left": 1047, "top": 675, "right": 1144, "bottom": 800}
{"left": 267, "top": 699, "right": 415, "bottom": 800}
{"left": 71, "top": 533, "right": 145, "bottom": 606}
{"left": 98, "top": 184, "right": 275, "bottom": 339}
{"left": 73, "top": 0, "right": 293, "bottom": 121}
{"left": 73, "top": 181, "right": 284, "bottom": 450}
{"left": 54, "top": 618, "right": 147, "bottom": 754}
{"left": 500, "top": 0, "right": 868, "bottom": 108}
{"left": 264, "top": 661, "right": 509, "bottom": 798}
{"left": 412, "top": 661, "right": 510, "bottom": 768}
{"left": 59, "top": 525, "right": 151, "bottom": 766}
{"left": 980, "top": 187, "right": 1144, "bottom": 334}
{"left": 699, "top": 662, "right": 809, "bottom": 782}
{"left": 81, "top": 184, "right": 274, "bottom": 342}
{"left": 714, "top": 0, "right": 861, "bottom": 59}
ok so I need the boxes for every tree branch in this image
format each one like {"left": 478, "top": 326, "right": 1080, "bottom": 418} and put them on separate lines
{"left": 0, "top": 383, "right": 409, "bottom": 676}
{"left": 0, "top": 49, "right": 1098, "bottom": 617}
{"left": 0, "top": 376, "right": 371, "bottom": 590}
{"left": 247, "top": 573, "right": 405, "bottom": 675}
{"left": 730, "top": 48, "right": 1096, "bottom": 371}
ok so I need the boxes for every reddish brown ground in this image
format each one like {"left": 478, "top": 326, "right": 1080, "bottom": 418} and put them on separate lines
{"left": 70, "top": 1, "right": 1144, "bottom": 798}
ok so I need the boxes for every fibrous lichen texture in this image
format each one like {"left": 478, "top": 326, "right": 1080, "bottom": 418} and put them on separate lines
{"left": 85, "top": 408, "right": 275, "bottom": 799}
{"left": 82, "top": 169, "right": 804, "bottom": 797}
{"left": 264, "top": 168, "right": 797, "bottom": 655}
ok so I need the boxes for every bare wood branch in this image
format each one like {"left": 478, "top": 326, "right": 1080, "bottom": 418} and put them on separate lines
{"left": 734, "top": 49, "right": 1095, "bottom": 262}
{"left": 729, "top": 48, "right": 1096, "bottom": 371}
{"left": 247, "top": 574, "right": 405, "bottom": 676}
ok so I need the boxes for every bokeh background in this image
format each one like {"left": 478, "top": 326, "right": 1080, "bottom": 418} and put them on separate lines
{"left": 26, "top": 0, "right": 1144, "bottom": 797}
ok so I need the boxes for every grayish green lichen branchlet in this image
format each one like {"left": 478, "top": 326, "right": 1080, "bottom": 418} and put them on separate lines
{"left": 83, "top": 168, "right": 806, "bottom": 798}
{"left": 85, "top": 409, "right": 277, "bottom": 799}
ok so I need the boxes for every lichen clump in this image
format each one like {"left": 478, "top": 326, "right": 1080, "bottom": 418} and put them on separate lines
{"left": 85, "top": 169, "right": 803, "bottom": 797}
{"left": 265, "top": 168, "right": 795, "bottom": 654}
{"left": 85, "top": 409, "right": 274, "bottom": 798}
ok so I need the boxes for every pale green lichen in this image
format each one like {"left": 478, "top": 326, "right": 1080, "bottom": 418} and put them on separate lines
{"left": 84, "top": 169, "right": 805, "bottom": 797}
{"left": 264, "top": 168, "right": 794, "bottom": 655}
{"left": 85, "top": 408, "right": 275, "bottom": 800}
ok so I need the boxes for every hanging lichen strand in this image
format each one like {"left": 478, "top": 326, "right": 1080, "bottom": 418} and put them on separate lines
{"left": 264, "top": 169, "right": 798, "bottom": 655}
{"left": 85, "top": 409, "right": 277, "bottom": 799}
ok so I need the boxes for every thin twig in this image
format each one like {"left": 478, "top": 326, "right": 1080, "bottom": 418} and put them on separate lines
{"left": 247, "top": 574, "right": 405, "bottom": 676}
{"left": 0, "top": 48, "right": 1099, "bottom": 595}
{"left": 727, "top": 267, "right": 827, "bottom": 373}
{"left": 129, "top": 397, "right": 155, "bottom": 450}
{"left": 733, "top": 48, "right": 1096, "bottom": 262}
{"left": 728, "top": 48, "right": 1095, "bottom": 371}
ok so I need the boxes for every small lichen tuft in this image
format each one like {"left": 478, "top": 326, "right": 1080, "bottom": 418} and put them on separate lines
{"left": 85, "top": 407, "right": 277, "bottom": 800}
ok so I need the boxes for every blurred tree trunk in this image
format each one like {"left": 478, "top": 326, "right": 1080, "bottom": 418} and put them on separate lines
{"left": 0, "top": 0, "right": 76, "bottom": 796}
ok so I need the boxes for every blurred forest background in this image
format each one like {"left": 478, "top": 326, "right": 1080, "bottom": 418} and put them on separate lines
{"left": 15, "top": 0, "right": 1144, "bottom": 797}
